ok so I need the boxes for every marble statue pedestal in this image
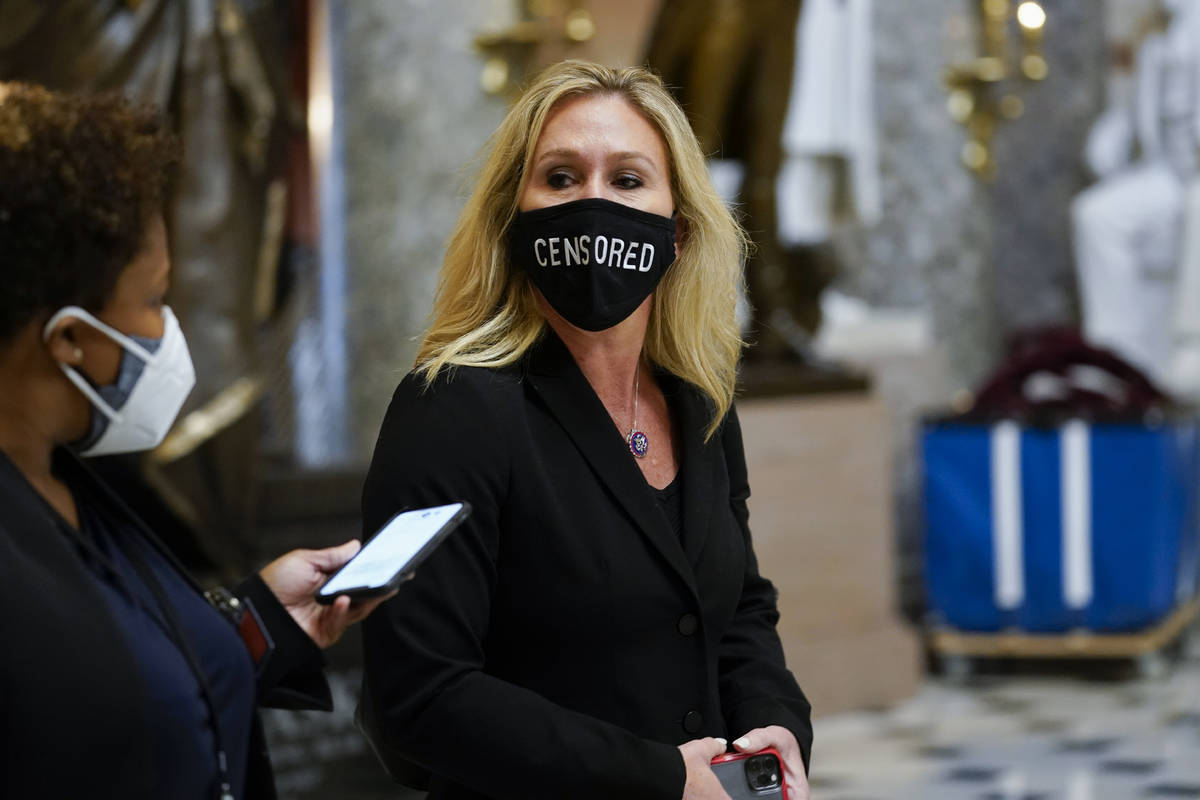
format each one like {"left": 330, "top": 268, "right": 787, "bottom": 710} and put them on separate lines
{"left": 740, "top": 393, "right": 922, "bottom": 716}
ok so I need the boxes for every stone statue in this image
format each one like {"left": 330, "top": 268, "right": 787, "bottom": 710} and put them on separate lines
{"left": 645, "top": 0, "right": 877, "bottom": 391}
{"left": 1072, "top": 0, "right": 1200, "bottom": 393}
{"left": 0, "top": 0, "right": 300, "bottom": 575}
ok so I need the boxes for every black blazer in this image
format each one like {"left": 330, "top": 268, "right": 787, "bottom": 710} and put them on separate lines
{"left": 0, "top": 448, "right": 332, "bottom": 799}
{"left": 359, "top": 332, "right": 812, "bottom": 800}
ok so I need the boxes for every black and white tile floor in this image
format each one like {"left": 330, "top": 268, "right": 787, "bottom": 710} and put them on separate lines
{"left": 810, "top": 635, "right": 1200, "bottom": 799}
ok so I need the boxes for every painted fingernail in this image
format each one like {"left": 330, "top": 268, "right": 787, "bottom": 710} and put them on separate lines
{"left": 715, "top": 737, "right": 727, "bottom": 746}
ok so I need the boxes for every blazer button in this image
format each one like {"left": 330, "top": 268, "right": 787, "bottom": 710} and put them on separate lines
{"left": 682, "top": 710, "right": 704, "bottom": 734}
{"left": 677, "top": 613, "right": 699, "bottom": 636}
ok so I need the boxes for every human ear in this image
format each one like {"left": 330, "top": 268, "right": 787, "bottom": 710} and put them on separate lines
{"left": 43, "top": 317, "right": 86, "bottom": 367}
{"left": 674, "top": 213, "right": 688, "bottom": 258}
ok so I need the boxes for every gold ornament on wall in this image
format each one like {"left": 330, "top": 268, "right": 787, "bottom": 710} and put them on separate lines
{"left": 474, "top": 0, "right": 595, "bottom": 97}
{"left": 943, "top": 0, "right": 1047, "bottom": 179}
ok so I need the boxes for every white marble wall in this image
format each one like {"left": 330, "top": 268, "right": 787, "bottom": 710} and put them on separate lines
{"left": 989, "top": 3, "right": 1105, "bottom": 334}
{"left": 834, "top": 0, "right": 1106, "bottom": 390}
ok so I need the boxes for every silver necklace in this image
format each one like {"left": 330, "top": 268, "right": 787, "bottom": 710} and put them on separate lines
{"left": 626, "top": 368, "right": 649, "bottom": 458}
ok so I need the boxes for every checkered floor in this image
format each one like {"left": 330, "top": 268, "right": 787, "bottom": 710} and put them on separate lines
{"left": 811, "top": 633, "right": 1200, "bottom": 799}
{"left": 265, "top": 631, "right": 1200, "bottom": 799}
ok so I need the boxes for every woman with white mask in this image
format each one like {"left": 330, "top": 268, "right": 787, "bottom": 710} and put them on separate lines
{"left": 0, "top": 83, "right": 389, "bottom": 799}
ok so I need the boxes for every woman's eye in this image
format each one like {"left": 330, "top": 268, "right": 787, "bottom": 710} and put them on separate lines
{"left": 614, "top": 174, "right": 643, "bottom": 190}
{"left": 547, "top": 171, "right": 572, "bottom": 189}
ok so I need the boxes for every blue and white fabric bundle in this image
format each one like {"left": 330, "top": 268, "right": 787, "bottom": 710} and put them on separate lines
{"left": 921, "top": 329, "right": 1200, "bottom": 634}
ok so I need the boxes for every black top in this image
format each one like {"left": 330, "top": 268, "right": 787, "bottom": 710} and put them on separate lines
{"left": 654, "top": 470, "right": 684, "bottom": 538}
{"left": 359, "top": 331, "right": 812, "bottom": 800}
{"left": 74, "top": 486, "right": 256, "bottom": 798}
{"left": 0, "top": 448, "right": 333, "bottom": 799}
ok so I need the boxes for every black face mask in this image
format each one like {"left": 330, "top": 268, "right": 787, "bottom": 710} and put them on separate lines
{"left": 507, "top": 197, "right": 677, "bottom": 331}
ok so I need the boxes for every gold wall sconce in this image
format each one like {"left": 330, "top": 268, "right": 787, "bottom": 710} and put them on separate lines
{"left": 944, "top": 0, "right": 1048, "bottom": 179}
{"left": 474, "top": 0, "right": 595, "bottom": 97}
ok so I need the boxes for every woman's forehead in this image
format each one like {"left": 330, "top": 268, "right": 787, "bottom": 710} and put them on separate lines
{"left": 533, "top": 94, "right": 668, "bottom": 166}
{"left": 114, "top": 218, "right": 170, "bottom": 294}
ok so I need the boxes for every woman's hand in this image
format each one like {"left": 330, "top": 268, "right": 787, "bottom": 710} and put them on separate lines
{"left": 678, "top": 737, "right": 732, "bottom": 800}
{"left": 258, "top": 540, "right": 396, "bottom": 648}
{"left": 732, "top": 726, "right": 810, "bottom": 800}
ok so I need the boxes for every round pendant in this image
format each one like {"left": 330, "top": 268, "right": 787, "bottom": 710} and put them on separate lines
{"left": 628, "top": 430, "right": 649, "bottom": 458}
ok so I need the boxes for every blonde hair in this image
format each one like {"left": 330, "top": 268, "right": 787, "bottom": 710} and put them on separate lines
{"left": 416, "top": 60, "right": 747, "bottom": 439}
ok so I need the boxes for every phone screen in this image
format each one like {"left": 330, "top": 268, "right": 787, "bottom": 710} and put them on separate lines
{"left": 318, "top": 503, "right": 466, "bottom": 598}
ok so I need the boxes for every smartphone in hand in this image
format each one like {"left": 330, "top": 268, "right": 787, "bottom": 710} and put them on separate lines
{"left": 315, "top": 502, "right": 471, "bottom": 604}
{"left": 711, "top": 748, "right": 787, "bottom": 799}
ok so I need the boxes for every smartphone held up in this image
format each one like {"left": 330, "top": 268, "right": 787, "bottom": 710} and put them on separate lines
{"left": 315, "top": 502, "right": 471, "bottom": 604}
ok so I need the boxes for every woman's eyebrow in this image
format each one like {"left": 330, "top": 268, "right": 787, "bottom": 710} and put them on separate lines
{"left": 607, "top": 150, "right": 654, "bottom": 167}
{"left": 614, "top": 152, "right": 661, "bottom": 178}
{"left": 533, "top": 147, "right": 581, "bottom": 164}
{"left": 532, "top": 148, "right": 658, "bottom": 171}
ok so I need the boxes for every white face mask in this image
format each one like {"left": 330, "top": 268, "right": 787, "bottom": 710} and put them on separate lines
{"left": 42, "top": 305, "right": 196, "bottom": 456}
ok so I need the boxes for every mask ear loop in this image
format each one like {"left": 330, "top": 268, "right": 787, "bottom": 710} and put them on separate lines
{"left": 55, "top": 362, "right": 123, "bottom": 424}
{"left": 43, "top": 305, "right": 159, "bottom": 363}
{"left": 41, "top": 306, "right": 160, "bottom": 424}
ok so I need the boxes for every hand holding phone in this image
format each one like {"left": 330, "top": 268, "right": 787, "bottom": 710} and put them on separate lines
{"left": 728, "top": 725, "right": 809, "bottom": 800}
{"left": 260, "top": 540, "right": 396, "bottom": 648}
{"left": 711, "top": 748, "right": 787, "bottom": 799}
{"left": 678, "top": 738, "right": 731, "bottom": 800}
{"left": 315, "top": 502, "right": 471, "bottom": 604}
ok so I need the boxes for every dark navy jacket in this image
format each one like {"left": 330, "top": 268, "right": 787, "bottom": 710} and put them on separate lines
{"left": 0, "top": 448, "right": 332, "bottom": 799}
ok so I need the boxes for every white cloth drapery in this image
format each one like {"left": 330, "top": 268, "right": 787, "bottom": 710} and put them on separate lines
{"left": 776, "top": 0, "right": 880, "bottom": 245}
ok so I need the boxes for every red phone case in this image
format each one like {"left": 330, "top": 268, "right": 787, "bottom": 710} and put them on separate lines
{"left": 710, "top": 747, "right": 788, "bottom": 799}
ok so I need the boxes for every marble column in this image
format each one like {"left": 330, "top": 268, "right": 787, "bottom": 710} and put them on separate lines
{"left": 295, "top": 0, "right": 516, "bottom": 466}
{"left": 833, "top": 0, "right": 1001, "bottom": 390}
{"left": 986, "top": 0, "right": 1106, "bottom": 338}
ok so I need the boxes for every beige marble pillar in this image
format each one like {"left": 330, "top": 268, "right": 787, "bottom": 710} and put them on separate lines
{"left": 740, "top": 393, "right": 923, "bottom": 715}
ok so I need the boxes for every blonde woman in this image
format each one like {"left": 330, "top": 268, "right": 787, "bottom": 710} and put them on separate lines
{"left": 360, "top": 60, "right": 812, "bottom": 800}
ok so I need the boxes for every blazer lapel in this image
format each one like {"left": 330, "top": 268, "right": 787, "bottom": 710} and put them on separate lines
{"left": 667, "top": 375, "right": 718, "bottom": 566}
{"left": 524, "top": 333, "right": 699, "bottom": 600}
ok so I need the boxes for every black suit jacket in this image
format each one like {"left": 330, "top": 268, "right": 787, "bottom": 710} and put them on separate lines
{"left": 359, "top": 332, "right": 812, "bottom": 800}
{"left": 0, "top": 448, "right": 332, "bottom": 799}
